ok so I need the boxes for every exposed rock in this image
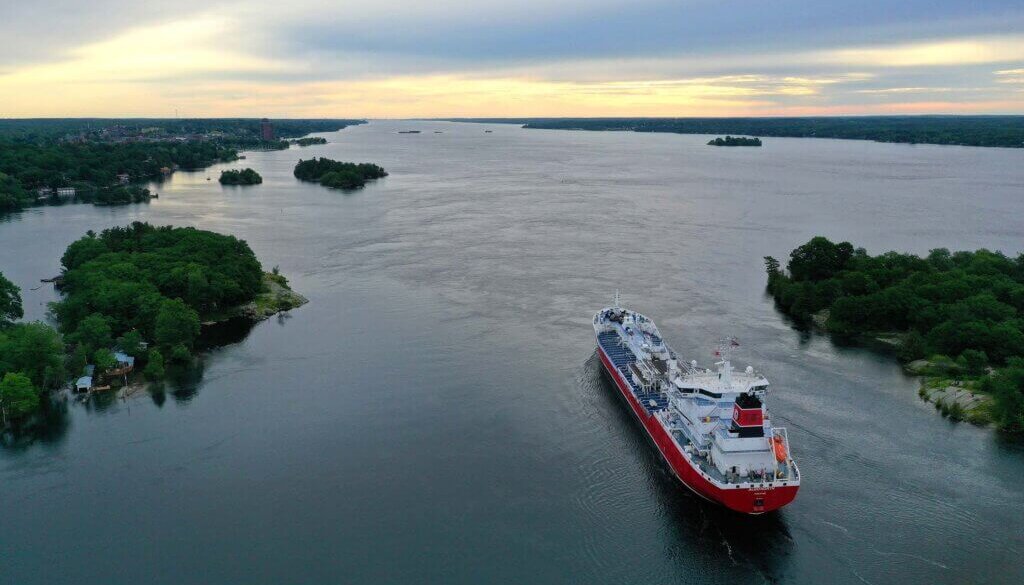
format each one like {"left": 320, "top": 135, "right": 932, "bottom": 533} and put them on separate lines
{"left": 238, "top": 275, "right": 309, "bottom": 321}
{"left": 919, "top": 382, "right": 992, "bottom": 425}
{"left": 811, "top": 309, "right": 829, "bottom": 329}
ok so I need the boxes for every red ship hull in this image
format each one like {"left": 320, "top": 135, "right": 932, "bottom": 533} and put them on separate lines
{"left": 598, "top": 346, "right": 798, "bottom": 514}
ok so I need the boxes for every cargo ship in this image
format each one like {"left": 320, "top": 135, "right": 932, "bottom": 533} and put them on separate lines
{"left": 593, "top": 297, "right": 800, "bottom": 514}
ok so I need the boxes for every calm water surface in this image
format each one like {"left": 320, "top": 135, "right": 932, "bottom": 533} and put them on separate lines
{"left": 2, "top": 121, "right": 1023, "bottom": 584}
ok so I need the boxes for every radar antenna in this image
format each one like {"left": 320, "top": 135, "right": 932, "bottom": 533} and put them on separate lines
{"left": 712, "top": 337, "right": 740, "bottom": 386}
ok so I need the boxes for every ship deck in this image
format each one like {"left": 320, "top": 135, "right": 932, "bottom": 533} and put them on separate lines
{"left": 598, "top": 331, "right": 669, "bottom": 413}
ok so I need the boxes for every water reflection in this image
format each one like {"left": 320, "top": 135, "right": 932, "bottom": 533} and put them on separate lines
{"left": 0, "top": 397, "right": 71, "bottom": 451}
{"left": 197, "top": 316, "right": 258, "bottom": 350}
{"left": 165, "top": 358, "right": 206, "bottom": 403}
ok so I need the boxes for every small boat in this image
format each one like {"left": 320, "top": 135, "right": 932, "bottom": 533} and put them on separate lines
{"left": 398, "top": 130, "right": 421, "bottom": 134}
{"left": 484, "top": 130, "right": 493, "bottom": 133}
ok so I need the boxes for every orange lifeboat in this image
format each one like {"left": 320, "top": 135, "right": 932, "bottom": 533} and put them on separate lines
{"left": 772, "top": 435, "right": 788, "bottom": 463}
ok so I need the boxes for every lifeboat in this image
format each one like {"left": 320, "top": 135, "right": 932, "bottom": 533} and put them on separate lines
{"left": 772, "top": 435, "right": 787, "bottom": 462}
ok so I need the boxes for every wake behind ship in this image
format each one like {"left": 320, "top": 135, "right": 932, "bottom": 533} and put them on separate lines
{"left": 593, "top": 300, "right": 800, "bottom": 514}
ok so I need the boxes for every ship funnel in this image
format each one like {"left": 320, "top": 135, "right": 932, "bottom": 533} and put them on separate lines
{"left": 731, "top": 392, "right": 765, "bottom": 438}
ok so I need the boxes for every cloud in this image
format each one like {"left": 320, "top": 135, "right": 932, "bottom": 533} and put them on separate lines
{"left": 1, "top": 2, "right": 1023, "bottom": 116}
{"left": 996, "top": 68, "right": 1024, "bottom": 83}
{"left": 0, "top": 0, "right": 226, "bottom": 67}
{"left": 855, "top": 87, "right": 977, "bottom": 94}
{"left": 822, "top": 35, "right": 1024, "bottom": 67}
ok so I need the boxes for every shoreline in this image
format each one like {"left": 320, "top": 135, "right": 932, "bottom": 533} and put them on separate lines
{"left": 202, "top": 272, "right": 308, "bottom": 326}
{"left": 809, "top": 310, "right": 994, "bottom": 427}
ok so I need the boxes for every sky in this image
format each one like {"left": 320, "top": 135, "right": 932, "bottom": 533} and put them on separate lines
{"left": 1, "top": 0, "right": 1023, "bottom": 118}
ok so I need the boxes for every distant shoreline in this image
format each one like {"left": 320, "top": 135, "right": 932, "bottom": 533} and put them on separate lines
{"left": 429, "top": 116, "right": 1024, "bottom": 148}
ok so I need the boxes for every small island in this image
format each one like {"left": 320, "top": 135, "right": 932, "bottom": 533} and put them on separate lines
{"left": 765, "top": 237, "right": 1024, "bottom": 432}
{"left": 219, "top": 168, "right": 263, "bottom": 185}
{"left": 708, "top": 136, "right": 762, "bottom": 147}
{"left": 293, "top": 157, "right": 387, "bottom": 190}
{"left": 1, "top": 223, "right": 308, "bottom": 426}
{"left": 290, "top": 137, "right": 328, "bottom": 147}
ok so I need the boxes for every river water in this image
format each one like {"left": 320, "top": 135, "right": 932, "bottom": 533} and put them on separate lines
{"left": 1, "top": 120, "right": 1023, "bottom": 584}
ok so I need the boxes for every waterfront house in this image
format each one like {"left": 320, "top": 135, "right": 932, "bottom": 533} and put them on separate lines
{"left": 75, "top": 365, "right": 95, "bottom": 393}
{"left": 75, "top": 376, "right": 93, "bottom": 392}
{"left": 56, "top": 187, "right": 75, "bottom": 198}
{"left": 36, "top": 187, "right": 53, "bottom": 200}
{"left": 108, "top": 352, "right": 135, "bottom": 376}
{"left": 117, "top": 173, "right": 130, "bottom": 185}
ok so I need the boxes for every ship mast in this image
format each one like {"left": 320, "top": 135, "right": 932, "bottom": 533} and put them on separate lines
{"left": 714, "top": 337, "right": 740, "bottom": 387}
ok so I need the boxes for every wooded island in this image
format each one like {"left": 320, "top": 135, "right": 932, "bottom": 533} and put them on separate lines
{"left": 765, "top": 237, "right": 1024, "bottom": 431}
{"left": 293, "top": 158, "right": 388, "bottom": 190}
{"left": 0, "top": 222, "right": 306, "bottom": 426}
{"left": 708, "top": 136, "right": 762, "bottom": 146}
{"left": 219, "top": 168, "right": 263, "bottom": 185}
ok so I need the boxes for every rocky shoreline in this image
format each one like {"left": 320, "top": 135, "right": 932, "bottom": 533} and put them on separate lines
{"left": 809, "top": 309, "right": 994, "bottom": 426}
{"left": 905, "top": 360, "right": 993, "bottom": 426}
{"left": 203, "top": 273, "right": 308, "bottom": 325}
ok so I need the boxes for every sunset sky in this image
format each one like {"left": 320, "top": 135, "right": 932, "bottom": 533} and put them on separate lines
{"left": 2, "top": 0, "right": 1023, "bottom": 118}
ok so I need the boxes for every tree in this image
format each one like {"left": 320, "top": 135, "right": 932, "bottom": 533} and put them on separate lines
{"left": 899, "top": 331, "right": 927, "bottom": 362}
{"left": 68, "top": 345, "right": 89, "bottom": 377}
{"left": 154, "top": 298, "right": 201, "bottom": 349}
{"left": 982, "top": 360, "right": 1024, "bottom": 432}
{"left": 117, "top": 330, "right": 145, "bottom": 357}
{"left": 0, "top": 372, "right": 39, "bottom": 419}
{"left": 0, "top": 271, "right": 23, "bottom": 324}
{"left": 60, "top": 235, "right": 108, "bottom": 271}
{"left": 840, "top": 271, "right": 879, "bottom": 296}
{"left": 787, "top": 237, "right": 854, "bottom": 282}
{"left": 0, "top": 322, "right": 65, "bottom": 389}
{"left": 144, "top": 349, "right": 165, "bottom": 380}
{"left": 957, "top": 349, "right": 988, "bottom": 375}
{"left": 169, "top": 343, "right": 192, "bottom": 363}
{"left": 93, "top": 348, "right": 116, "bottom": 372}
{"left": 320, "top": 170, "right": 365, "bottom": 189}
{"left": 70, "top": 313, "right": 113, "bottom": 355}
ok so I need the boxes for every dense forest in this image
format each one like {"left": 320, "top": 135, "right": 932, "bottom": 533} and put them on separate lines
{"left": 219, "top": 168, "right": 263, "bottom": 185}
{"left": 0, "top": 223, "right": 291, "bottom": 424}
{"left": 765, "top": 237, "right": 1024, "bottom": 431}
{"left": 443, "top": 116, "right": 1024, "bottom": 148}
{"left": 0, "top": 118, "right": 364, "bottom": 214}
{"left": 0, "top": 118, "right": 363, "bottom": 143}
{"left": 53, "top": 223, "right": 264, "bottom": 366}
{"left": 293, "top": 158, "right": 388, "bottom": 189}
{"left": 0, "top": 140, "right": 238, "bottom": 214}
{"left": 0, "top": 273, "right": 65, "bottom": 422}
{"left": 708, "top": 136, "right": 762, "bottom": 146}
